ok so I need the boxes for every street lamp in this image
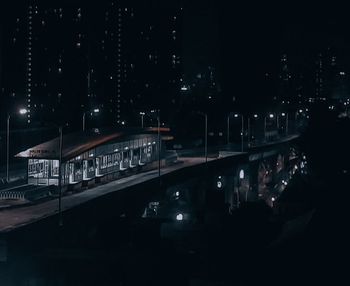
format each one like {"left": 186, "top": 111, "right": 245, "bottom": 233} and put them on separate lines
{"left": 58, "top": 125, "right": 63, "bottom": 226}
{"left": 19, "top": 108, "right": 28, "bottom": 115}
{"left": 247, "top": 114, "right": 257, "bottom": 147}
{"left": 82, "top": 108, "right": 100, "bottom": 131}
{"left": 227, "top": 113, "right": 230, "bottom": 145}
{"left": 264, "top": 113, "right": 274, "bottom": 142}
{"left": 226, "top": 112, "right": 234, "bottom": 145}
{"left": 197, "top": 112, "right": 208, "bottom": 163}
{"left": 233, "top": 113, "right": 244, "bottom": 152}
{"left": 281, "top": 112, "right": 289, "bottom": 135}
{"left": 41, "top": 122, "right": 64, "bottom": 226}
{"left": 157, "top": 110, "right": 161, "bottom": 181}
{"left": 140, "top": 112, "right": 145, "bottom": 128}
{"left": 294, "top": 110, "right": 301, "bottom": 132}
{"left": 151, "top": 109, "right": 162, "bottom": 185}
{"left": 6, "top": 109, "right": 28, "bottom": 182}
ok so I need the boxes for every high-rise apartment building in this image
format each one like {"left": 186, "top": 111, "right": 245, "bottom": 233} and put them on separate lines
{"left": 1, "top": 0, "right": 184, "bottom": 129}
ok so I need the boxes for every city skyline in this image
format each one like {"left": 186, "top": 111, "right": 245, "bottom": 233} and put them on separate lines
{"left": 0, "top": 0, "right": 185, "bottom": 129}
{"left": 1, "top": 1, "right": 350, "bottom": 132}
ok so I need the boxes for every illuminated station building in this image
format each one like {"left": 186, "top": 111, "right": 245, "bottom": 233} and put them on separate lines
{"left": 15, "top": 128, "right": 172, "bottom": 189}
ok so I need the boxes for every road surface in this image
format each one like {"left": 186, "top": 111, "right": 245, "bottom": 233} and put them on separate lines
{"left": 0, "top": 156, "right": 233, "bottom": 233}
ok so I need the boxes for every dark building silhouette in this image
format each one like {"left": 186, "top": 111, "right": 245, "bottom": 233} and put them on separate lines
{"left": 0, "top": 0, "right": 184, "bottom": 130}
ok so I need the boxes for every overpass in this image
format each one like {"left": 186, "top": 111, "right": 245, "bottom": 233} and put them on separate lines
{"left": 0, "top": 134, "right": 301, "bottom": 234}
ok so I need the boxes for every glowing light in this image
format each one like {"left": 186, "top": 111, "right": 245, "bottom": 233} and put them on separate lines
{"left": 176, "top": 213, "right": 184, "bottom": 221}
{"left": 217, "top": 181, "right": 222, "bottom": 189}
{"left": 239, "top": 169, "right": 245, "bottom": 179}
{"left": 19, "top": 108, "right": 28, "bottom": 115}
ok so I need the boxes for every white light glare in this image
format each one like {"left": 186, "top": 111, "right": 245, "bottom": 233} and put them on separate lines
{"left": 176, "top": 213, "right": 184, "bottom": 221}
{"left": 239, "top": 169, "right": 245, "bottom": 179}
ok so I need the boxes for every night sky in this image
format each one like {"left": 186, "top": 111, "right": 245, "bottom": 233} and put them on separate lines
{"left": 1, "top": 1, "right": 350, "bottom": 106}
{"left": 218, "top": 2, "right": 350, "bottom": 102}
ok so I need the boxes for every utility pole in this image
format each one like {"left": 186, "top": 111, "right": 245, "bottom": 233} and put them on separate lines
{"left": 58, "top": 126, "right": 63, "bottom": 227}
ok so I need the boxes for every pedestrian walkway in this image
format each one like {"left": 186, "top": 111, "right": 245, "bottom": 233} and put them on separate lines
{"left": 0, "top": 156, "right": 218, "bottom": 233}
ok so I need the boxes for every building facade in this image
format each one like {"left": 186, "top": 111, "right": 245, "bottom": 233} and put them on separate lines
{"left": 16, "top": 128, "right": 167, "bottom": 188}
{"left": 1, "top": 0, "right": 184, "bottom": 130}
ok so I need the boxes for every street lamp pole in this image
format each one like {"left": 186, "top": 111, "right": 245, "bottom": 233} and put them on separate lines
{"left": 241, "top": 115, "right": 244, "bottom": 152}
{"left": 6, "top": 109, "right": 28, "bottom": 182}
{"left": 205, "top": 114, "right": 208, "bottom": 163}
{"left": 82, "top": 109, "right": 100, "bottom": 132}
{"left": 6, "top": 113, "right": 10, "bottom": 182}
{"left": 295, "top": 111, "right": 298, "bottom": 133}
{"left": 196, "top": 112, "right": 208, "bottom": 163}
{"left": 140, "top": 112, "right": 145, "bottom": 128}
{"left": 247, "top": 117, "right": 251, "bottom": 147}
{"left": 58, "top": 125, "right": 63, "bottom": 226}
{"left": 157, "top": 110, "right": 161, "bottom": 181}
{"left": 227, "top": 115, "right": 230, "bottom": 145}
{"left": 264, "top": 116, "right": 267, "bottom": 142}
{"left": 286, "top": 113, "right": 289, "bottom": 135}
{"left": 82, "top": 112, "right": 86, "bottom": 131}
